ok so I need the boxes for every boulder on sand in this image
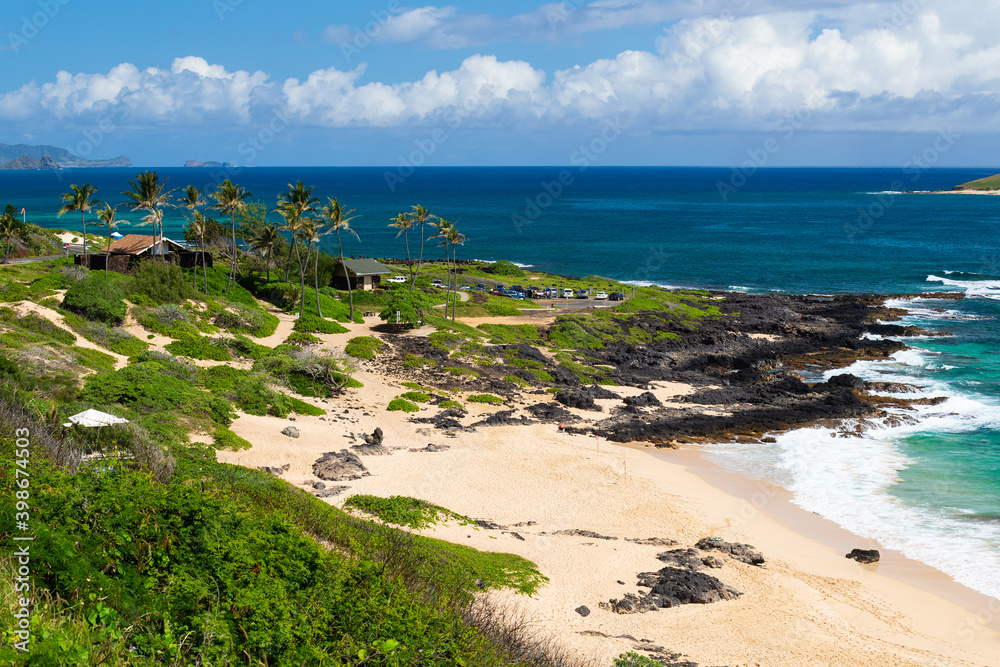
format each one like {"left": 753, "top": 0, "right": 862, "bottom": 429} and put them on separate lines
{"left": 312, "top": 450, "right": 370, "bottom": 481}
{"left": 846, "top": 548, "right": 880, "bottom": 564}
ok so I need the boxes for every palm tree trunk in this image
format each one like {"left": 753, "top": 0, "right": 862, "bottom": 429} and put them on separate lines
{"left": 405, "top": 231, "right": 412, "bottom": 284}
{"left": 105, "top": 237, "right": 111, "bottom": 278}
{"left": 266, "top": 246, "right": 272, "bottom": 282}
{"left": 411, "top": 222, "right": 424, "bottom": 292}
{"left": 81, "top": 212, "right": 87, "bottom": 268}
{"left": 284, "top": 238, "right": 296, "bottom": 283}
{"left": 314, "top": 244, "right": 323, "bottom": 319}
{"left": 202, "top": 238, "right": 209, "bottom": 294}
{"left": 338, "top": 230, "right": 354, "bottom": 322}
{"left": 451, "top": 243, "right": 457, "bottom": 320}
{"left": 226, "top": 213, "right": 236, "bottom": 294}
{"left": 296, "top": 240, "right": 307, "bottom": 318}
{"left": 444, "top": 244, "right": 452, "bottom": 320}
{"left": 4, "top": 235, "right": 11, "bottom": 264}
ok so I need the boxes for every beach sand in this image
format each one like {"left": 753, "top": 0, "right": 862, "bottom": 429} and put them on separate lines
{"left": 214, "top": 315, "right": 1000, "bottom": 667}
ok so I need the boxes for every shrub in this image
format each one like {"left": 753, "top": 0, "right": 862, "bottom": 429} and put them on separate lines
{"left": 343, "top": 495, "right": 467, "bottom": 529}
{"left": 344, "top": 336, "right": 385, "bottom": 360}
{"left": 504, "top": 375, "right": 529, "bottom": 388}
{"left": 136, "top": 304, "right": 201, "bottom": 339}
{"left": 61, "top": 312, "right": 148, "bottom": 356}
{"left": 213, "top": 425, "right": 252, "bottom": 451}
{"left": 444, "top": 366, "right": 479, "bottom": 378}
{"left": 379, "top": 290, "right": 432, "bottom": 328}
{"left": 403, "top": 354, "right": 430, "bottom": 368}
{"left": 400, "top": 391, "right": 433, "bottom": 403}
{"left": 128, "top": 261, "right": 196, "bottom": 304}
{"left": 387, "top": 398, "right": 419, "bottom": 412}
{"left": 401, "top": 382, "right": 434, "bottom": 391}
{"left": 165, "top": 336, "right": 232, "bottom": 361}
{"left": 486, "top": 260, "right": 525, "bottom": 277}
{"left": 548, "top": 318, "right": 605, "bottom": 349}
{"left": 0, "top": 308, "right": 75, "bottom": 345}
{"left": 483, "top": 300, "right": 520, "bottom": 317}
{"left": 477, "top": 324, "right": 543, "bottom": 345}
{"left": 294, "top": 315, "right": 349, "bottom": 335}
{"left": 468, "top": 394, "right": 504, "bottom": 405}
{"left": 439, "top": 399, "right": 465, "bottom": 411}
{"left": 614, "top": 652, "right": 664, "bottom": 667}
{"left": 428, "top": 331, "right": 465, "bottom": 353}
{"left": 213, "top": 303, "right": 280, "bottom": 338}
{"left": 284, "top": 331, "right": 321, "bottom": 346}
{"left": 226, "top": 335, "right": 271, "bottom": 360}
{"left": 58, "top": 264, "right": 89, "bottom": 284}
{"left": 62, "top": 274, "right": 127, "bottom": 325}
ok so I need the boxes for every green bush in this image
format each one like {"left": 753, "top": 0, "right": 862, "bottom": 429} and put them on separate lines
{"left": 0, "top": 308, "right": 75, "bottom": 344}
{"left": 344, "top": 336, "right": 385, "bottom": 360}
{"left": 343, "top": 495, "right": 467, "bottom": 529}
{"left": 62, "top": 274, "right": 128, "bottom": 325}
{"left": 614, "top": 652, "right": 664, "bottom": 666}
{"left": 400, "top": 391, "right": 433, "bottom": 403}
{"left": 227, "top": 335, "right": 272, "bottom": 360}
{"left": 135, "top": 304, "right": 201, "bottom": 339}
{"left": 127, "top": 260, "right": 196, "bottom": 305}
{"left": 403, "top": 354, "right": 430, "bottom": 368}
{"left": 477, "top": 323, "right": 543, "bottom": 344}
{"left": 61, "top": 312, "right": 148, "bottom": 356}
{"left": 444, "top": 366, "right": 480, "bottom": 377}
{"left": 293, "top": 315, "right": 349, "bottom": 335}
{"left": 201, "top": 365, "right": 326, "bottom": 418}
{"left": 483, "top": 299, "right": 521, "bottom": 317}
{"left": 379, "top": 289, "right": 432, "bottom": 328}
{"left": 504, "top": 375, "right": 529, "bottom": 388}
{"left": 467, "top": 394, "right": 504, "bottom": 405}
{"left": 487, "top": 260, "right": 525, "bottom": 277}
{"left": 213, "top": 302, "right": 280, "bottom": 338}
{"left": 165, "top": 335, "right": 232, "bottom": 361}
{"left": 284, "top": 331, "right": 322, "bottom": 346}
{"left": 439, "top": 399, "right": 465, "bottom": 411}
{"left": 548, "top": 318, "right": 605, "bottom": 349}
{"left": 213, "top": 425, "right": 252, "bottom": 451}
{"left": 387, "top": 398, "right": 419, "bottom": 412}
{"left": 428, "top": 331, "right": 465, "bottom": 353}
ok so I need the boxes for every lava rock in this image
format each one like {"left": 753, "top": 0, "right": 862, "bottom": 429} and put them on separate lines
{"left": 363, "top": 427, "right": 384, "bottom": 445}
{"left": 827, "top": 373, "right": 866, "bottom": 390}
{"left": 281, "top": 426, "right": 300, "bottom": 439}
{"left": 524, "top": 402, "right": 579, "bottom": 422}
{"left": 695, "top": 537, "right": 765, "bottom": 566}
{"left": 575, "top": 605, "right": 591, "bottom": 617}
{"left": 846, "top": 548, "right": 880, "bottom": 564}
{"left": 351, "top": 443, "right": 391, "bottom": 456}
{"left": 623, "top": 391, "right": 662, "bottom": 408}
{"left": 312, "top": 450, "right": 370, "bottom": 481}
{"left": 471, "top": 410, "right": 533, "bottom": 427}
{"left": 656, "top": 548, "right": 707, "bottom": 570}
{"left": 636, "top": 566, "right": 742, "bottom": 606}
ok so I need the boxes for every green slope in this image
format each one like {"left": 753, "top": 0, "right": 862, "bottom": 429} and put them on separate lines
{"left": 954, "top": 172, "right": 1000, "bottom": 190}
{"left": 0, "top": 142, "right": 130, "bottom": 168}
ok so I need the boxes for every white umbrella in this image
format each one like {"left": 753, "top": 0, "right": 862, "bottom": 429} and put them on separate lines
{"left": 63, "top": 409, "right": 129, "bottom": 428}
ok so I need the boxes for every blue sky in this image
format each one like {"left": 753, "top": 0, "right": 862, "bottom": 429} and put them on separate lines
{"left": 1, "top": 0, "right": 998, "bottom": 167}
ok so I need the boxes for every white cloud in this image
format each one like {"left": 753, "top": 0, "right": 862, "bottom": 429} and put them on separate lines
{"left": 3, "top": 4, "right": 1000, "bottom": 136}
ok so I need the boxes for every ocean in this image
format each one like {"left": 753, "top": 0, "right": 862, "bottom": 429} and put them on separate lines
{"left": 4, "top": 165, "right": 1000, "bottom": 598}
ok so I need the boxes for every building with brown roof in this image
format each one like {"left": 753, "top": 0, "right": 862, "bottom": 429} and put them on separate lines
{"left": 77, "top": 235, "right": 212, "bottom": 274}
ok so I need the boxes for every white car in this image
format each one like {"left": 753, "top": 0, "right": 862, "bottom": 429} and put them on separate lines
{"left": 560, "top": 288, "right": 575, "bottom": 298}
{"left": 386, "top": 275, "right": 408, "bottom": 283}
{"left": 594, "top": 291, "right": 608, "bottom": 300}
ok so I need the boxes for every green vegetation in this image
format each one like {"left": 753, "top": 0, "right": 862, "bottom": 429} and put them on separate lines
{"left": 344, "top": 335, "right": 385, "bottom": 360}
{"left": 379, "top": 289, "right": 433, "bottom": 328}
{"left": 403, "top": 353, "right": 430, "bottom": 368}
{"left": 439, "top": 399, "right": 465, "bottom": 411}
{"left": 400, "top": 390, "right": 434, "bottom": 403}
{"left": 164, "top": 335, "right": 232, "bottom": 361}
{"left": 444, "top": 365, "right": 480, "bottom": 377}
{"left": 0, "top": 307, "right": 75, "bottom": 345}
{"left": 135, "top": 304, "right": 203, "bottom": 339}
{"left": 213, "top": 424, "right": 253, "bottom": 450}
{"left": 614, "top": 652, "right": 664, "bottom": 666}
{"left": 61, "top": 312, "right": 148, "bottom": 356}
{"left": 62, "top": 273, "right": 128, "bottom": 325}
{"left": 487, "top": 260, "right": 525, "bottom": 277}
{"left": 284, "top": 331, "right": 321, "bottom": 346}
{"left": 293, "top": 314, "right": 350, "bottom": 335}
{"left": 344, "top": 494, "right": 471, "bottom": 529}
{"left": 468, "top": 393, "right": 505, "bottom": 405}
{"left": 387, "top": 398, "right": 420, "bottom": 412}
{"left": 504, "top": 375, "right": 530, "bottom": 388}
{"left": 213, "top": 302, "right": 280, "bottom": 337}
{"left": 955, "top": 172, "right": 1000, "bottom": 191}
{"left": 478, "top": 323, "right": 544, "bottom": 345}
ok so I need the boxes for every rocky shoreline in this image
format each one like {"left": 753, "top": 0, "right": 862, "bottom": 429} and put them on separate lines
{"left": 379, "top": 291, "right": 960, "bottom": 448}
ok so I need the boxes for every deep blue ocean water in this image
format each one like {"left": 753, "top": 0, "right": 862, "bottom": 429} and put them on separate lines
{"left": 4, "top": 165, "right": 1000, "bottom": 597}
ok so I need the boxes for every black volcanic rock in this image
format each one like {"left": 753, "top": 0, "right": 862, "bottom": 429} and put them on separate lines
{"left": 846, "top": 548, "right": 880, "bottom": 564}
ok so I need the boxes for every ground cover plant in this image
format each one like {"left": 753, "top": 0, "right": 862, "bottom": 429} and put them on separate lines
{"left": 344, "top": 335, "right": 385, "bottom": 359}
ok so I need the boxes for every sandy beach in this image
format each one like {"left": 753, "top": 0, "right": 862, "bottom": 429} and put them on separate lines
{"left": 211, "top": 312, "right": 1000, "bottom": 667}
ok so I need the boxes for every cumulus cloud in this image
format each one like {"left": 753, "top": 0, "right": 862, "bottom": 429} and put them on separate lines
{"left": 2, "top": 5, "right": 1000, "bottom": 136}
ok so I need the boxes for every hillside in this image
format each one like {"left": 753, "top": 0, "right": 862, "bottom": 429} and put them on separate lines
{"left": 0, "top": 142, "right": 131, "bottom": 168}
{"left": 0, "top": 154, "right": 59, "bottom": 170}
{"left": 953, "top": 172, "right": 1000, "bottom": 190}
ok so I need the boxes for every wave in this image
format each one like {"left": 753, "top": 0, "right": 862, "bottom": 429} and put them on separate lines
{"left": 927, "top": 274, "right": 1000, "bottom": 300}
{"left": 704, "top": 342, "right": 1000, "bottom": 599}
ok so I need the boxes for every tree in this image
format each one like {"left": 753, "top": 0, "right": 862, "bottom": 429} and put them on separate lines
{"left": 57, "top": 184, "right": 99, "bottom": 267}
{"left": 251, "top": 223, "right": 282, "bottom": 283}
{"left": 446, "top": 224, "right": 467, "bottom": 321}
{"left": 187, "top": 212, "right": 210, "bottom": 294}
{"left": 95, "top": 204, "right": 122, "bottom": 278}
{"left": 299, "top": 218, "right": 332, "bottom": 319}
{"left": 122, "top": 171, "right": 174, "bottom": 263}
{"left": 277, "top": 182, "right": 319, "bottom": 283}
{"left": 276, "top": 203, "right": 309, "bottom": 312}
{"left": 408, "top": 204, "right": 437, "bottom": 291}
{"left": 388, "top": 212, "right": 415, "bottom": 284}
{"left": 211, "top": 179, "right": 251, "bottom": 294}
{"left": 379, "top": 289, "right": 432, "bottom": 328}
{"left": 317, "top": 197, "right": 360, "bottom": 322}
{"left": 0, "top": 204, "right": 19, "bottom": 264}
{"left": 430, "top": 218, "right": 454, "bottom": 318}
{"left": 179, "top": 185, "right": 208, "bottom": 289}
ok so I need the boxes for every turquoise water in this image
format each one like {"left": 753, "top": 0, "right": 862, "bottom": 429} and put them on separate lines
{"left": 4, "top": 166, "right": 1000, "bottom": 596}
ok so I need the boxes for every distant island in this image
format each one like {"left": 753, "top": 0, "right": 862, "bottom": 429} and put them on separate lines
{"left": 0, "top": 142, "right": 131, "bottom": 170}
{"left": 185, "top": 160, "right": 236, "bottom": 168}
{"left": 953, "top": 172, "right": 1000, "bottom": 191}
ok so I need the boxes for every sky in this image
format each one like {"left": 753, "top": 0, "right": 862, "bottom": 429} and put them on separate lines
{"left": 1, "top": 0, "right": 998, "bottom": 167}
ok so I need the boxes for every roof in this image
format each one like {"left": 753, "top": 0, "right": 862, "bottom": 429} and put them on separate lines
{"left": 63, "top": 409, "right": 129, "bottom": 428}
{"left": 336, "top": 258, "right": 392, "bottom": 276}
{"left": 107, "top": 234, "right": 185, "bottom": 255}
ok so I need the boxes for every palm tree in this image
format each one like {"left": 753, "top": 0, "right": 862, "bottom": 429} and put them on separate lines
{"left": 298, "top": 217, "right": 331, "bottom": 319}
{"left": 408, "top": 204, "right": 437, "bottom": 291}
{"left": 57, "top": 184, "right": 99, "bottom": 267}
{"left": 317, "top": 197, "right": 360, "bottom": 322}
{"left": 179, "top": 185, "right": 208, "bottom": 288}
{"left": 0, "top": 205, "right": 18, "bottom": 264}
{"left": 276, "top": 203, "right": 309, "bottom": 314}
{"left": 188, "top": 212, "right": 210, "bottom": 294}
{"left": 122, "top": 171, "right": 174, "bottom": 263}
{"left": 388, "top": 212, "right": 415, "bottom": 284}
{"left": 277, "top": 182, "right": 319, "bottom": 283}
{"left": 430, "top": 218, "right": 454, "bottom": 317}
{"left": 446, "top": 225, "right": 467, "bottom": 321}
{"left": 95, "top": 204, "right": 121, "bottom": 278}
{"left": 251, "top": 223, "right": 282, "bottom": 283}
{"left": 211, "top": 179, "right": 251, "bottom": 294}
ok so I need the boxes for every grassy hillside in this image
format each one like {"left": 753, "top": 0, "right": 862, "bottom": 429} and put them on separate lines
{"left": 954, "top": 172, "right": 1000, "bottom": 190}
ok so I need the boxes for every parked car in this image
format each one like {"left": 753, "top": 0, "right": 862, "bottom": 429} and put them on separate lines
{"left": 609, "top": 292, "right": 625, "bottom": 301}
{"left": 509, "top": 285, "right": 524, "bottom": 293}
{"left": 386, "top": 275, "right": 408, "bottom": 284}
{"left": 577, "top": 289, "right": 589, "bottom": 299}
{"left": 473, "top": 283, "right": 487, "bottom": 291}
{"left": 543, "top": 288, "right": 557, "bottom": 298}
{"left": 459, "top": 284, "right": 471, "bottom": 290}
{"left": 492, "top": 284, "right": 506, "bottom": 293}
{"left": 560, "top": 288, "right": 575, "bottom": 299}
{"left": 431, "top": 279, "right": 444, "bottom": 286}
{"left": 594, "top": 291, "right": 608, "bottom": 300}
{"left": 502, "top": 290, "right": 525, "bottom": 300}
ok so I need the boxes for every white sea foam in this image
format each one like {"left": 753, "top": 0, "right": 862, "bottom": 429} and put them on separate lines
{"left": 704, "top": 335, "right": 1000, "bottom": 599}
{"left": 928, "top": 274, "right": 1000, "bottom": 299}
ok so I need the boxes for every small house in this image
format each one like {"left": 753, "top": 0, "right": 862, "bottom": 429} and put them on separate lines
{"left": 79, "top": 235, "right": 213, "bottom": 273}
{"left": 332, "top": 258, "right": 392, "bottom": 291}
